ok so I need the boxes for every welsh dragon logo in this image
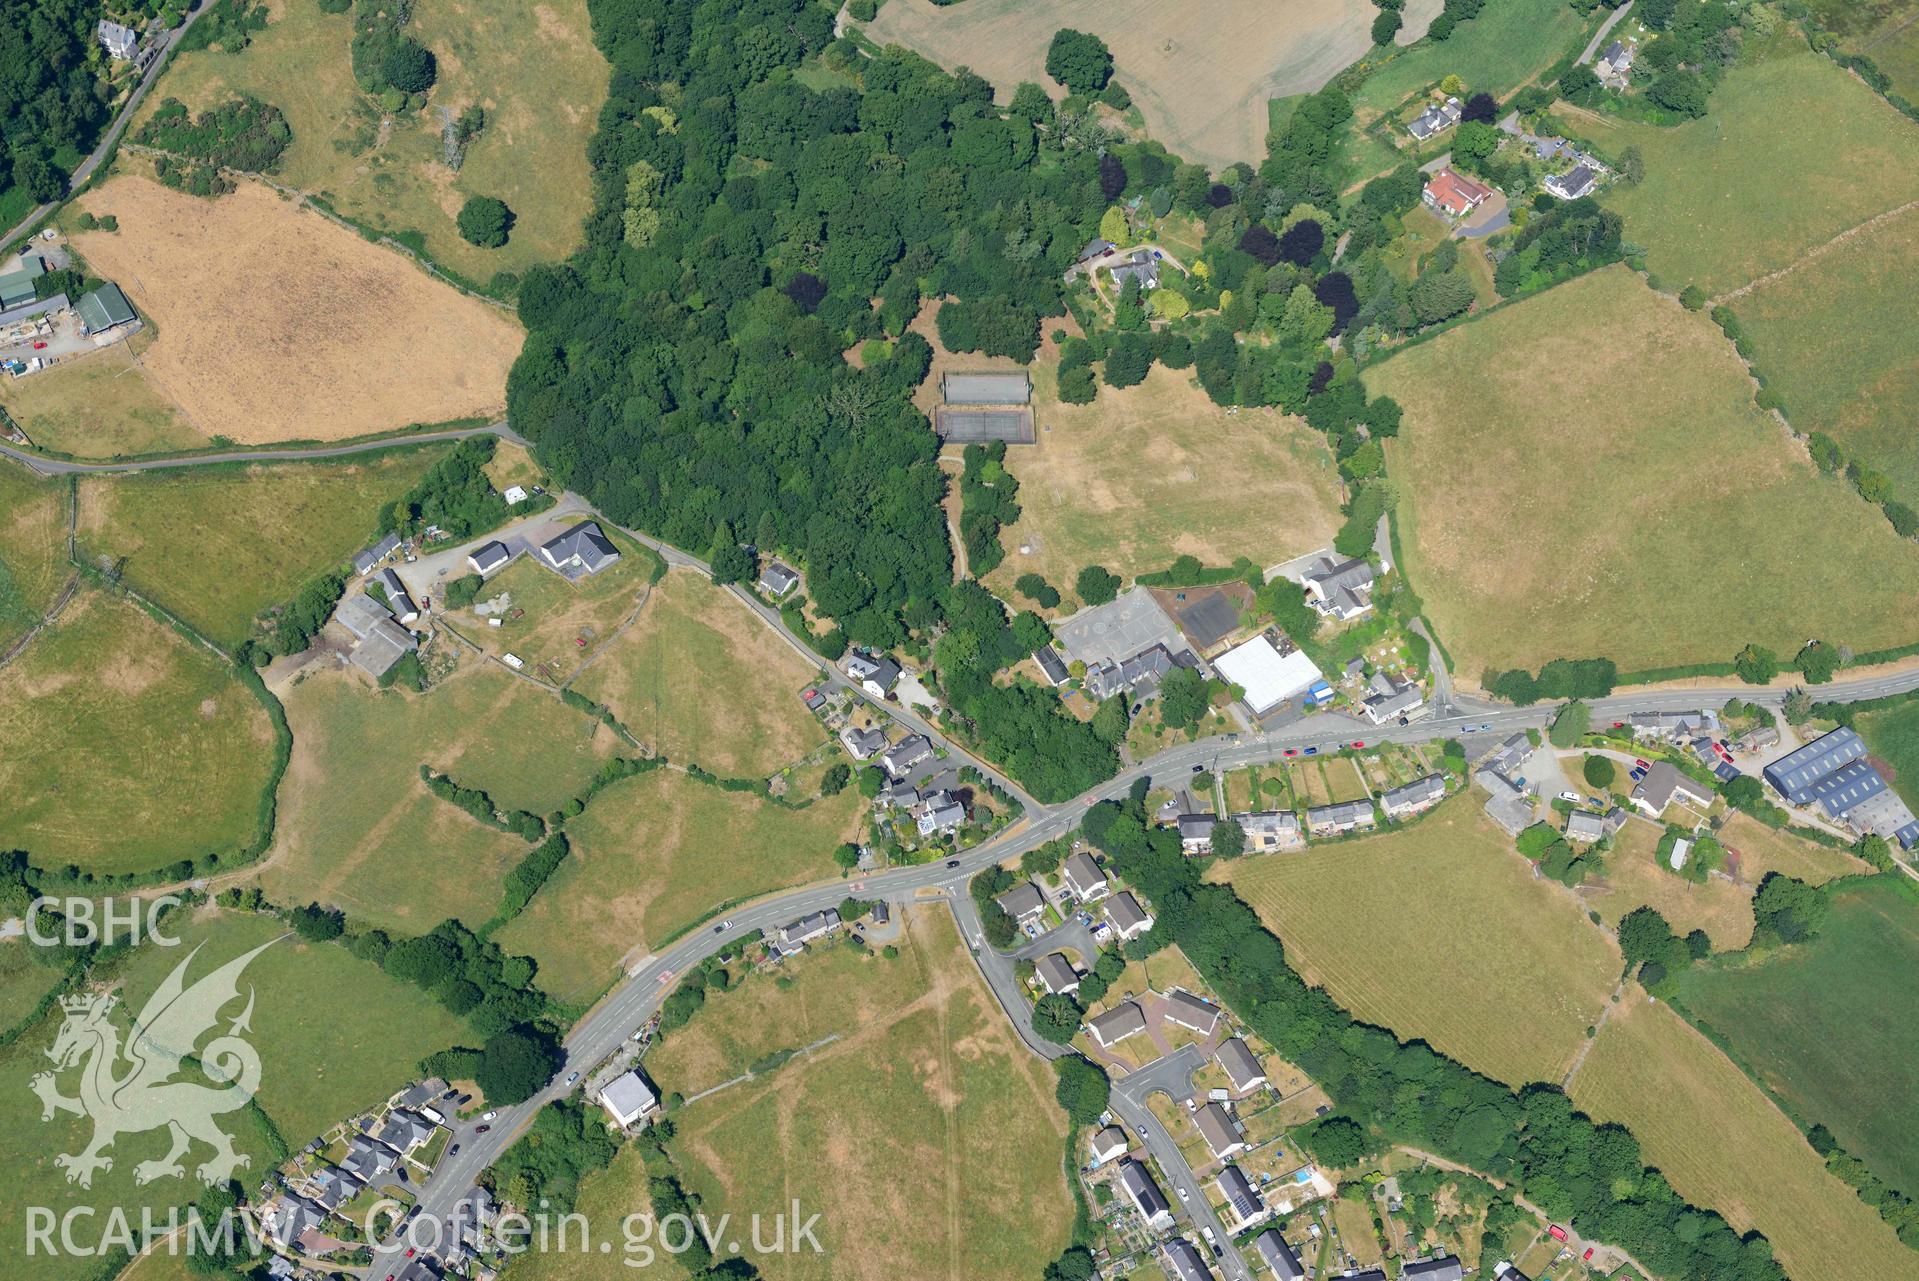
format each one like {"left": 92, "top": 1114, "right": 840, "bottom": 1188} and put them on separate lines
{"left": 30, "top": 938, "right": 278, "bottom": 1188}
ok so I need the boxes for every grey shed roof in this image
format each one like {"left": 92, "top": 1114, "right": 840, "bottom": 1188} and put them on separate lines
{"left": 941, "top": 371, "right": 1031, "bottom": 405}
{"left": 335, "top": 590, "right": 393, "bottom": 640}
{"left": 1254, "top": 1230, "right": 1306, "bottom": 1281}
{"left": 348, "top": 618, "right": 417, "bottom": 677}
{"left": 75, "top": 283, "right": 135, "bottom": 332}
{"left": 353, "top": 531, "right": 403, "bottom": 575}
{"left": 1765, "top": 727, "right": 1869, "bottom": 804}
{"left": 1034, "top": 645, "right": 1070, "bottom": 684}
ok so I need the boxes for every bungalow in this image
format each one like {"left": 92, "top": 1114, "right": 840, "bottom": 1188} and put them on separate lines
{"left": 1565, "top": 806, "right": 1627, "bottom": 844}
{"left": 1596, "top": 38, "right": 1635, "bottom": 85}
{"left": 1217, "top": 1164, "right": 1267, "bottom": 1226}
{"left": 467, "top": 540, "right": 511, "bottom": 576}
{"left": 846, "top": 651, "right": 903, "bottom": 698}
{"left": 839, "top": 725, "right": 888, "bottom": 761}
{"left": 772, "top": 908, "right": 841, "bottom": 956}
{"left": 1034, "top": 645, "right": 1071, "bottom": 686}
{"left": 1306, "top": 799, "right": 1377, "bottom": 838}
{"left": 96, "top": 18, "right": 139, "bottom": 60}
{"left": 1164, "top": 1239, "right": 1212, "bottom": 1281}
{"left": 1364, "top": 673, "right": 1426, "bottom": 724}
{"left": 76, "top": 282, "right": 137, "bottom": 335}
{"left": 995, "top": 881, "right": 1048, "bottom": 927}
{"left": 1163, "top": 987, "right": 1221, "bottom": 1036}
{"left": 1254, "top": 1230, "right": 1307, "bottom": 1281}
{"left": 539, "top": 521, "right": 621, "bottom": 578}
{"left": 1480, "top": 732, "right": 1532, "bottom": 778}
{"left": 1035, "top": 952, "right": 1081, "bottom": 996}
{"left": 1062, "top": 851, "right": 1109, "bottom": 902}
{"left": 1628, "top": 709, "right": 1719, "bottom": 742}
{"left": 757, "top": 561, "right": 800, "bottom": 598}
{"left": 915, "top": 789, "right": 967, "bottom": 836}
{"left": 1544, "top": 162, "right": 1601, "bottom": 201}
{"left": 1118, "top": 1157, "right": 1175, "bottom": 1229}
{"left": 1089, "top": 1000, "right": 1149, "bottom": 1048}
{"left": 1106, "top": 890, "right": 1155, "bottom": 940}
{"left": 352, "top": 531, "right": 403, "bottom": 576}
{"left": 600, "top": 1070, "right": 660, "bottom": 1128}
{"left": 377, "top": 567, "right": 420, "bottom": 625}
{"left": 1216, "top": 1037, "right": 1267, "bottom": 1093}
{"left": 1236, "top": 809, "right": 1302, "bottom": 851}
{"left": 1406, "top": 95, "right": 1463, "bottom": 142}
{"left": 1090, "top": 1124, "right": 1130, "bottom": 1164}
{"left": 1302, "top": 555, "right": 1378, "bottom": 621}
{"left": 1381, "top": 774, "right": 1446, "bottom": 819}
{"left": 1404, "top": 1256, "right": 1466, "bottom": 1281}
{"left": 880, "top": 733, "right": 933, "bottom": 777}
{"left": 1631, "top": 762, "right": 1715, "bottom": 818}
{"left": 1194, "top": 1101, "right": 1246, "bottom": 1159}
{"left": 1422, "top": 168, "right": 1495, "bottom": 220}
{"left": 1177, "top": 813, "right": 1217, "bottom": 854}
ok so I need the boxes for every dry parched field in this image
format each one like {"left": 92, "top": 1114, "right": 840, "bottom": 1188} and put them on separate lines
{"left": 1217, "top": 797, "right": 1619, "bottom": 1087}
{"left": 0, "top": 589, "right": 275, "bottom": 876}
{"left": 68, "top": 175, "right": 522, "bottom": 444}
{"left": 1585, "top": 821, "right": 1759, "bottom": 951}
{"left": 258, "top": 661, "right": 618, "bottom": 933}
{"left": 863, "top": 0, "right": 1376, "bottom": 171}
{"left": 572, "top": 568, "right": 828, "bottom": 777}
{"left": 1371, "top": 267, "right": 1919, "bottom": 676}
{"left": 495, "top": 768, "right": 865, "bottom": 1001}
{"left": 989, "top": 362, "right": 1344, "bottom": 599}
{"left": 1569, "top": 997, "right": 1914, "bottom": 1281}
{"left": 0, "top": 329, "right": 208, "bottom": 459}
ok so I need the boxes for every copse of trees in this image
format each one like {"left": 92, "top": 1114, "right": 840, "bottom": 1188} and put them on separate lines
{"left": 0, "top": 0, "right": 114, "bottom": 205}
{"left": 1045, "top": 29, "right": 1113, "bottom": 94}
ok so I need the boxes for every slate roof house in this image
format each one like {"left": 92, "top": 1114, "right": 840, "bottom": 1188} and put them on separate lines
{"left": 1106, "top": 890, "right": 1154, "bottom": 940}
{"left": 1303, "top": 555, "right": 1379, "bottom": 620}
{"left": 1597, "top": 38, "right": 1636, "bottom": 84}
{"left": 1194, "top": 1102, "right": 1246, "bottom": 1158}
{"left": 97, "top": 18, "right": 139, "bottom": 59}
{"left": 995, "top": 881, "right": 1047, "bottom": 925}
{"left": 1085, "top": 643, "right": 1178, "bottom": 702}
{"left": 1118, "top": 1157, "right": 1174, "bottom": 1228}
{"left": 1480, "top": 732, "right": 1532, "bottom": 777}
{"left": 915, "top": 789, "right": 967, "bottom": 836}
{"left": 1476, "top": 767, "right": 1535, "bottom": 836}
{"left": 1306, "top": 799, "right": 1377, "bottom": 837}
{"left": 1254, "top": 1230, "right": 1307, "bottom": 1281}
{"left": 600, "top": 1070, "right": 660, "bottom": 1128}
{"left": 1565, "top": 806, "right": 1627, "bottom": 844}
{"left": 1406, "top": 95, "right": 1463, "bottom": 142}
{"left": 1163, "top": 987, "right": 1221, "bottom": 1036}
{"left": 880, "top": 733, "right": 933, "bottom": 777}
{"left": 1035, "top": 952, "right": 1080, "bottom": 996}
{"left": 1237, "top": 809, "right": 1302, "bottom": 851}
{"left": 847, "top": 651, "right": 903, "bottom": 698}
{"left": 1217, "top": 1164, "right": 1266, "bottom": 1225}
{"left": 1544, "top": 162, "right": 1601, "bottom": 200}
{"left": 1217, "top": 1037, "right": 1267, "bottom": 1093}
{"left": 1062, "top": 851, "right": 1109, "bottom": 901}
{"left": 1364, "top": 672, "right": 1425, "bottom": 723}
{"left": 1163, "top": 1239, "right": 1212, "bottom": 1281}
{"left": 1091, "top": 1124, "right": 1129, "bottom": 1163}
{"left": 467, "top": 540, "right": 511, "bottom": 576}
{"left": 772, "top": 908, "right": 840, "bottom": 955}
{"left": 1423, "top": 168, "right": 1495, "bottom": 220}
{"left": 839, "top": 724, "right": 888, "bottom": 760}
{"left": 1108, "top": 248, "right": 1161, "bottom": 291}
{"left": 1089, "top": 1000, "right": 1149, "bottom": 1048}
{"left": 1177, "top": 812, "right": 1217, "bottom": 854}
{"left": 1629, "top": 709, "right": 1718, "bottom": 742}
{"left": 1631, "top": 762, "right": 1714, "bottom": 818}
{"left": 1404, "top": 1255, "right": 1466, "bottom": 1281}
{"left": 757, "top": 561, "right": 800, "bottom": 597}
{"left": 539, "top": 521, "right": 621, "bottom": 578}
{"left": 1382, "top": 774, "right": 1446, "bottom": 819}
{"left": 352, "top": 531, "right": 403, "bottom": 576}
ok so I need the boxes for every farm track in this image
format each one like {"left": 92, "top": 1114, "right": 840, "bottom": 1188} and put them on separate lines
{"left": 1711, "top": 197, "right": 1919, "bottom": 305}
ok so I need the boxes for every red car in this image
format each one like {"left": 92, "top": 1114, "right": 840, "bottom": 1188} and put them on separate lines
{"left": 1548, "top": 1224, "right": 1569, "bottom": 1242}
{"left": 31, "top": 340, "right": 46, "bottom": 349}
{"left": 1634, "top": 758, "right": 1650, "bottom": 771}
{"left": 1283, "top": 748, "right": 1298, "bottom": 757}
{"left": 1350, "top": 740, "right": 1365, "bottom": 749}
{"left": 1584, "top": 1248, "right": 1595, "bottom": 1261}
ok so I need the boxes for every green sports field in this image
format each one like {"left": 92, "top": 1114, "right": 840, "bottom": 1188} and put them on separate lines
{"left": 1677, "top": 876, "right": 1919, "bottom": 1192}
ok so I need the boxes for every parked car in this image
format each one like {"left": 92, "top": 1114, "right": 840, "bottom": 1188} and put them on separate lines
{"left": 566, "top": 1071, "right": 580, "bottom": 1085}
{"left": 1634, "top": 758, "right": 1651, "bottom": 771}
{"left": 1303, "top": 746, "right": 1318, "bottom": 756}
{"left": 1548, "top": 1225, "right": 1569, "bottom": 1242}
{"left": 1583, "top": 1248, "right": 1595, "bottom": 1261}
{"left": 31, "top": 340, "right": 46, "bottom": 350}
{"left": 1559, "top": 790, "right": 1580, "bottom": 803}
{"left": 481, "top": 1111, "right": 498, "bottom": 1121}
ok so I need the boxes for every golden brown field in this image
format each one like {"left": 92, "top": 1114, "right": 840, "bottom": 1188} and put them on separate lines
{"left": 66, "top": 175, "right": 522, "bottom": 443}
{"left": 1569, "top": 996, "right": 1913, "bottom": 1281}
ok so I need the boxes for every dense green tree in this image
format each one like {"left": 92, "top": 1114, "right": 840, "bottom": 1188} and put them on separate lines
{"left": 1053, "top": 1054, "right": 1110, "bottom": 1124}
{"left": 457, "top": 195, "right": 513, "bottom": 247}
{"left": 475, "top": 1025, "right": 564, "bottom": 1104}
{"left": 1210, "top": 817, "right": 1245, "bottom": 859}
{"left": 1076, "top": 565, "right": 1122, "bottom": 605}
{"left": 1752, "top": 874, "right": 1829, "bottom": 943}
{"left": 1549, "top": 700, "right": 1590, "bottom": 748}
{"left": 383, "top": 37, "right": 438, "bottom": 93}
{"left": 1032, "top": 993, "right": 1083, "bottom": 1043}
{"left": 1045, "top": 29, "right": 1113, "bottom": 94}
{"left": 1796, "top": 641, "right": 1839, "bottom": 684}
{"left": 1582, "top": 755, "right": 1615, "bottom": 788}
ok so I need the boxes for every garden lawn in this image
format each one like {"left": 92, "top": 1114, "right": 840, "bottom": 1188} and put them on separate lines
{"left": 129, "top": 0, "right": 606, "bottom": 281}
{"left": 0, "top": 462, "right": 67, "bottom": 654}
{"left": 1216, "top": 796, "right": 1619, "bottom": 1087}
{"left": 1602, "top": 52, "right": 1919, "bottom": 296}
{"left": 571, "top": 568, "right": 829, "bottom": 777}
{"left": 258, "top": 660, "right": 618, "bottom": 933}
{"left": 1570, "top": 995, "right": 1913, "bottom": 1281}
{"left": 1733, "top": 203, "right": 1919, "bottom": 506}
{"left": 1675, "top": 875, "right": 1919, "bottom": 1191}
{"left": 461, "top": 530, "right": 661, "bottom": 685}
{"left": 0, "top": 330, "right": 209, "bottom": 459}
{"left": 1586, "top": 821, "right": 1756, "bottom": 951}
{"left": 1371, "top": 266, "right": 1919, "bottom": 676}
{"left": 0, "top": 589, "right": 275, "bottom": 876}
{"left": 494, "top": 768, "right": 864, "bottom": 1002}
{"left": 75, "top": 447, "right": 448, "bottom": 646}
{"left": 985, "top": 361, "right": 1343, "bottom": 602}
{"left": 1354, "top": 0, "right": 1590, "bottom": 118}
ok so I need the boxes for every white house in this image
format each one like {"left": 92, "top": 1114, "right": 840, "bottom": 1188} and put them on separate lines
{"left": 600, "top": 1070, "right": 659, "bottom": 1128}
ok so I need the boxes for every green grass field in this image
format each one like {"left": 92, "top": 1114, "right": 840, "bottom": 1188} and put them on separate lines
{"left": 258, "top": 660, "right": 618, "bottom": 933}
{"left": 1733, "top": 204, "right": 1919, "bottom": 505}
{"left": 0, "top": 331, "right": 210, "bottom": 460}
{"left": 1355, "top": 0, "right": 1589, "bottom": 118}
{"left": 1809, "top": 0, "right": 1919, "bottom": 100}
{"left": 494, "top": 768, "right": 864, "bottom": 1002}
{"left": 0, "top": 939, "right": 70, "bottom": 1038}
{"left": 1571, "top": 995, "right": 1913, "bottom": 1281}
{"left": 516, "top": 907, "right": 1072, "bottom": 1281}
{"left": 1370, "top": 266, "right": 1919, "bottom": 676}
{"left": 1854, "top": 699, "right": 1919, "bottom": 814}
{"left": 1676, "top": 875, "right": 1919, "bottom": 1191}
{"left": 1601, "top": 52, "right": 1919, "bottom": 296}
{"left": 1218, "top": 796, "right": 1620, "bottom": 1087}
{"left": 135, "top": 0, "right": 607, "bottom": 283}
{"left": 571, "top": 568, "right": 828, "bottom": 777}
{"left": 0, "top": 463, "right": 69, "bottom": 653}
{"left": 0, "top": 907, "right": 467, "bottom": 1281}
{"left": 0, "top": 589, "right": 275, "bottom": 876}
{"left": 75, "top": 448, "right": 447, "bottom": 646}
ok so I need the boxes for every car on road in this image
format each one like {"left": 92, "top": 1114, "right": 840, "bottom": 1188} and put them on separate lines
{"left": 566, "top": 1071, "right": 580, "bottom": 1085}
{"left": 448, "top": 1143, "right": 460, "bottom": 1156}
{"left": 475, "top": 1124, "right": 490, "bottom": 1134}
{"left": 946, "top": 859, "right": 960, "bottom": 868}
{"left": 1584, "top": 1248, "right": 1595, "bottom": 1261}
{"left": 482, "top": 1110, "right": 498, "bottom": 1121}
{"left": 1190, "top": 764, "right": 1204, "bottom": 773}
{"left": 1350, "top": 740, "right": 1365, "bottom": 749}
{"left": 1283, "top": 748, "right": 1298, "bottom": 756}
{"left": 1176, "top": 1186, "right": 1190, "bottom": 1202}
{"left": 1303, "top": 746, "right": 1318, "bottom": 755}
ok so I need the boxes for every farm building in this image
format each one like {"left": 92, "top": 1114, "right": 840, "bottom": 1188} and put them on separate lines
{"left": 1215, "top": 635, "right": 1325, "bottom": 716}
{"left": 352, "top": 531, "right": 402, "bottom": 576}
{"left": 75, "top": 282, "right": 136, "bottom": 335}
{"left": 333, "top": 591, "right": 393, "bottom": 641}
{"left": 1476, "top": 768, "right": 1536, "bottom": 836}
{"left": 1764, "top": 727, "right": 1919, "bottom": 846}
{"left": 0, "top": 254, "right": 43, "bottom": 308}
{"left": 1422, "top": 169, "right": 1495, "bottom": 220}
{"left": 377, "top": 568, "right": 419, "bottom": 625}
{"left": 467, "top": 540, "right": 510, "bottom": 576}
{"left": 347, "top": 619, "right": 417, "bottom": 679}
